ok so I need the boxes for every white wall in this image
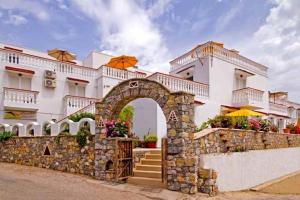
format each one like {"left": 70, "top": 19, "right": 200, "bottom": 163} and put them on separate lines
{"left": 130, "top": 98, "right": 167, "bottom": 147}
{"left": 200, "top": 147, "right": 300, "bottom": 191}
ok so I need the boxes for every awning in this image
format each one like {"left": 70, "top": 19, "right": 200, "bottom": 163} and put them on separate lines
{"left": 235, "top": 68, "right": 254, "bottom": 77}
{"left": 67, "top": 77, "right": 89, "bottom": 84}
{"left": 5, "top": 66, "right": 35, "bottom": 75}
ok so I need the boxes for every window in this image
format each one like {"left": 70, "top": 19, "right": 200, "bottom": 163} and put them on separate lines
{"left": 68, "top": 83, "right": 85, "bottom": 96}
{"left": 8, "top": 74, "right": 31, "bottom": 90}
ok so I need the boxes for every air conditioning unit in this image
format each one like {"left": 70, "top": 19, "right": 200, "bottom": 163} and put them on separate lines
{"left": 44, "top": 70, "right": 56, "bottom": 79}
{"left": 44, "top": 79, "right": 56, "bottom": 88}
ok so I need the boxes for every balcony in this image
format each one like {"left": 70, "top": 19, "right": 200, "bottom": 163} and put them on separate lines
{"left": 0, "top": 48, "right": 97, "bottom": 77}
{"left": 269, "top": 102, "right": 288, "bottom": 116}
{"left": 3, "top": 87, "right": 39, "bottom": 111}
{"left": 99, "top": 65, "right": 147, "bottom": 80}
{"left": 64, "top": 95, "right": 99, "bottom": 116}
{"left": 232, "top": 87, "right": 264, "bottom": 109}
{"left": 170, "top": 42, "right": 267, "bottom": 76}
{"left": 147, "top": 72, "right": 209, "bottom": 99}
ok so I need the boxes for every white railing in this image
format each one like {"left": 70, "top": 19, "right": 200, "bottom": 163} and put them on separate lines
{"left": 99, "top": 65, "right": 147, "bottom": 80}
{"left": 64, "top": 95, "right": 99, "bottom": 110}
{"left": 170, "top": 42, "right": 268, "bottom": 76}
{"left": 232, "top": 87, "right": 264, "bottom": 107}
{"left": 3, "top": 87, "right": 39, "bottom": 105}
{"left": 269, "top": 102, "right": 287, "bottom": 114}
{"left": 0, "top": 49, "right": 97, "bottom": 77}
{"left": 147, "top": 72, "right": 209, "bottom": 97}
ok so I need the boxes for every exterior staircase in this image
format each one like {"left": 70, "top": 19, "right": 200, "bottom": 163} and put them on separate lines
{"left": 128, "top": 149, "right": 165, "bottom": 188}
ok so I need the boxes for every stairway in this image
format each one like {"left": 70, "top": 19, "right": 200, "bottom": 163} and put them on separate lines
{"left": 128, "top": 149, "right": 165, "bottom": 188}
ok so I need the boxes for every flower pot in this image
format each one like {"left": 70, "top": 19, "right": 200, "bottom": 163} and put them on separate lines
{"left": 146, "top": 142, "right": 157, "bottom": 148}
{"left": 283, "top": 128, "right": 290, "bottom": 134}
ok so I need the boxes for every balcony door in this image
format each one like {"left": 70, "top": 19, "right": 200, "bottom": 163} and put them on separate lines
{"left": 235, "top": 75, "right": 246, "bottom": 90}
{"left": 8, "top": 74, "right": 31, "bottom": 90}
{"left": 68, "top": 83, "right": 85, "bottom": 97}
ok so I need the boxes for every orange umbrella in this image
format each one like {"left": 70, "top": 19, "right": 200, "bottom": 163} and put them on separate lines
{"left": 106, "top": 55, "right": 138, "bottom": 69}
{"left": 48, "top": 49, "right": 76, "bottom": 62}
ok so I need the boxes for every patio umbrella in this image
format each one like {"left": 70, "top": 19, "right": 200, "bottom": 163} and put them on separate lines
{"left": 106, "top": 55, "right": 138, "bottom": 70}
{"left": 225, "top": 108, "right": 265, "bottom": 117}
{"left": 48, "top": 49, "right": 76, "bottom": 62}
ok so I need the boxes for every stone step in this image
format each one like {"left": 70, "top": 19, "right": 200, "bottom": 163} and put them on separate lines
{"left": 133, "top": 170, "right": 162, "bottom": 179}
{"left": 127, "top": 177, "right": 165, "bottom": 188}
{"left": 141, "top": 159, "right": 161, "bottom": 165}
{"left": 149, "top": 150, "right": 161, "bottom": 155}
{"left": 135, "top": 164, "right": 161, "bottom": 172}
{"left": 145, "top": 154, "right": 161, "bottom": 160}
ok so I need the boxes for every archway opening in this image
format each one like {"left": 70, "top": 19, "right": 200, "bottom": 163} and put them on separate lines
{"left": 43, "top": 123, "right": 51, "bottom": 136}
{"left": 120, "top": 98, "right": 167, "bottom": 148}
{"left": 12, "top": 126, "right": 19, "bottom": 136}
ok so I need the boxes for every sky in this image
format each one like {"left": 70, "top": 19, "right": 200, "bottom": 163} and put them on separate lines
{"left": 0, "top": 0, "right": 299, "bottom": 101}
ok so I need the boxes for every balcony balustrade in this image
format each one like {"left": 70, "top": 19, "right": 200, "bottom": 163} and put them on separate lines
{"left": 63, "top": 95, "right": 99, "bottom": 116}
{"left": 232, "top": 87, "right": 264, "bottom": 108}
{"left": 3, "top": 87, "right": 39, "bottom": 110}
{"left": 269, "top": 102, "right": 288, "bottom": 115}
{"left": 147, "top": 72, "right": 209, "bottom": 98}
{"left": 170, "top": 42, "right": 267, "bottom": 76}
{"left": 99, "top": 65, "right": 147, "bottom": 80}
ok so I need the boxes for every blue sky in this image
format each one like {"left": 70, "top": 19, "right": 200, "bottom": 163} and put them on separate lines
{"left": 0, "top": 0, "right": 299, "bottom": 101}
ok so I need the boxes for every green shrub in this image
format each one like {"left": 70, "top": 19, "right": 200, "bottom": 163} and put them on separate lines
{"left": 76, "top": 126, "right": 92, "bottom": 148}
{"left": 55, "top": 131, "right": 71, "bottom": 144}
{"left": 208, "top": 115, "right": 232, "bottom": 128}
{"left": 44, "top": 125, "right": 51, "bottom": 135}
{"left": 196, "top": 121, "right": 209, "bottom": 132}
{"left": 69, "top": 112, "right": 95, "bottom": 122}
{"left": 232, "top": 116, "right": 249, "bottom": 129}
{"left": 144, "top": 134, "right": 158, "bottom": 143}
{"left": 119, "top": 105, "right": 134, "bottom": 122}
{"left": 259, "top": 119, "right": 270, "bottom": 132}
{"left": 0, "top": 131, "right": 15, "bottom": 142}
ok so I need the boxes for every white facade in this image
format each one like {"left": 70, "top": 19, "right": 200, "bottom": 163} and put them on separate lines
{"left": 0, "top": 41, "right": 299, "bottom": 139}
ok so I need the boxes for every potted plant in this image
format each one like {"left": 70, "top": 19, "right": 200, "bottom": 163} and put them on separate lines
{"left": 284, "top": 123, "right": 294, "bottom": 134}
{"left": 144, "top": 134, "right": 158, "bottom": 148}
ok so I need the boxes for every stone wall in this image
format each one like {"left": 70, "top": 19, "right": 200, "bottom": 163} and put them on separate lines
{"left": 0, "top": 136, "right": 95, "bottom": 176}
{"left": 193, "top": 129, "right": 300, "bottom": 154}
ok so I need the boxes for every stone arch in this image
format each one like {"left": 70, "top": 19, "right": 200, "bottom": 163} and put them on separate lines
{"left": 95, "top": 78, "right": 196, "bottom": 137}
{"left": 95, "top": 78, "right": 197, "bottom": 193}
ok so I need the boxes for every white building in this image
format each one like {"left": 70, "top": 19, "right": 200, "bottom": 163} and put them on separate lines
{"left": 0, "top": 41, "right": 299, "bottom": 140}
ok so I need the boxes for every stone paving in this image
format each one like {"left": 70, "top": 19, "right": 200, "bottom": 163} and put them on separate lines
{"left": 1, "top": 163, "right": 300, "bottom": 200}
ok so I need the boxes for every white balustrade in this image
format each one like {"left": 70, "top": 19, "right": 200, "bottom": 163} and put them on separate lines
{"left": 4, "top": 87, "right": 39, "bottom": 105}
{"left": 64, "top": 95, "right": 98, "bottom": 110}
{"left": 232, "top": 87, "right": 264, "bottom": 107}
{"left": 269, "top": 102, "right": 288, "bottom": 115}
{"left": 99, "top": 65, "right": 147, "bottom": 80}
{"left": 0, "top": 49, "right": 97, "bottom": 77}
{"left": 148, "top": 73, "right": 209, "bottom": 98}
{"left": 170, "top": 42, "right": 267, "bottom": 76}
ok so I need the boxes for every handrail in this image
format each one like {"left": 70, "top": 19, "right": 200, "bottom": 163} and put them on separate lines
{"left": 57, "top": 102, "right": 97, "bottom": 123}
{"left": 0, "top": 48, "right": 97, "bottom": 71}
{"left": 148, "top": 72, "right": 209, "bottom": 86}
{"left": 3, "top": 87, "right": 40, "bottom": 93}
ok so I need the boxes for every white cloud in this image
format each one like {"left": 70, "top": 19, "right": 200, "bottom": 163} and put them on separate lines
{"left": 241, "top": 0, "right": 300, "bottom": 101}
{"left": 71, "top": 0, "right": 171, "bottom": 72}
{"left": 0, "top": 0, "right": 49, "bottom": 21}
{"left": 5, "top": 14, "right": 28, "bottom": 26}
{"left": 215, "top": 4, "right": 240, "bottom": 32}
{"left": 51, "top": 27, "right": 76, "bottom": 42}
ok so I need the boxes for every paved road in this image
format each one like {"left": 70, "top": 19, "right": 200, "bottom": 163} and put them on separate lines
{"left": 260, "top": 173, "right": 300, "bottom": 195}
{"left": 0, "top": 163, "right": 299, "bottom": 200}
